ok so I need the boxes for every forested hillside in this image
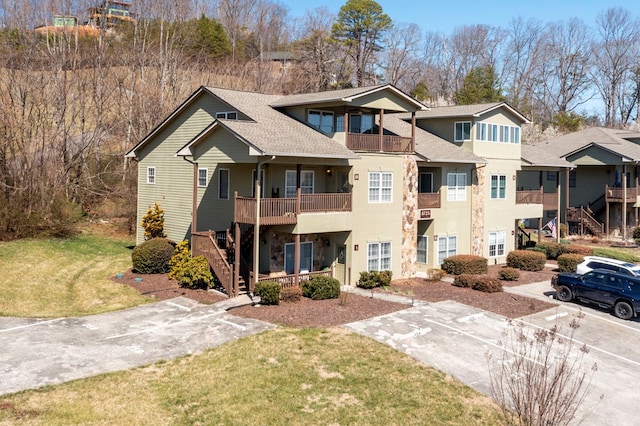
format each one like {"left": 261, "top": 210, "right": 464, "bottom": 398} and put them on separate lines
{"left": 0, "top": 0, "right": 638, "bottom": 239}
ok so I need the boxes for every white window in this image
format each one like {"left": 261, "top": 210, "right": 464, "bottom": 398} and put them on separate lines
{"left": 454, "top": 121, "right": 471, "bottom": 142}
{"left": 437, "top": 235, "right": 457, "bottom": 264}
{"left": 218, "top": 168, "right": 229, "bottom": 199}
{"left": 368, "top": 172, "right": 393, "bottom": 203}
{"left": 417, "top": 236, "right": 428, "bottom": 264}
{"left": 511, "top": 126, "right": 520, "bottom": 144}
{"left": 488, "top": 123, "right": 498, "bottom": 142}
{"left": 367, "top": 242, "right": 391, "bottom": 272}
{"left": 285, "top": 170, "right": 314, "bottom": 198}
{"left": 216, "top": 111, "right": 238, "bottom": 120}
{"left": 476, "top": 122, "right": 487, "bottom": 141}
{"left": 489, "top": 231, "right": 506, "bottom": 257}
{"left": 198, "top": 168, "right": 208, "bottom": 188}
{"left": 251, "top": 169, "right": 265, "bottom": 198}
{"left": 490, "top": 174, "right": 506, "bottom": 199}
{"left": 284, "top": 242, "right": 313, "bottom": 274}
{"left": 419, "top": 172, "right": 433, "bottom": 193}
{"left": 146, "top": 167, "right": 155, "bottom": 184}
{"left": 308, "top": 110, "right": 334, "bottom": 133}
{"left": 447, "top": 173, "right": 466, "bottom": 201}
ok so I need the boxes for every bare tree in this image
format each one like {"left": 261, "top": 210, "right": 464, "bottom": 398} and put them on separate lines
{"left": 380, "top": 22, "right": 423, "bottom": 92}
{"left": 591, "top": 7, "right": 640, "bottom": 126}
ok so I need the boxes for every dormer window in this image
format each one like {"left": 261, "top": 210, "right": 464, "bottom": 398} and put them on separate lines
{"left": 454, "top": 121, "right": 471, "bottom": 142}
{"left": 308, "top": 110, "right": 334, "bottom": 133}
{"left": 216, "top": 111, "right": 238, "bottom": 120}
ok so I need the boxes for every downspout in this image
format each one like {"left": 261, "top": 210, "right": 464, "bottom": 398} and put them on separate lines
{"left": 182, "top": 156, "right": 198, "bottom": 236}
{"left": 253, "top": 155, "right": 276, "bottom": 288}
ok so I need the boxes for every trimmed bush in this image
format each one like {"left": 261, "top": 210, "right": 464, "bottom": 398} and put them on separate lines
{"left": 506, "top": 250, "right": 546, "bottom": 271}
{"left": 634, "top": 226, "right": 640, "bottom": 242}
{"left": 452, "top": 274, "right": 503, "bottom": 292}
{"left": 132, "top": 238, "right": 175, "bottom": 274}
{"left": 255, "top": 280, "right": 280, "bottom": 305}
{"left": 593, "top": 248, "right": 640, "bottom": 263}
{"left": 425, "top": 268, "right": 446, "bottom": 281}
{"left": 357, "top": 270, "right": 392, "bottom": 289}
{"left": 280, "top": 285, "right": 302, "bottom": 303}
{"left": 302, "top": 275, "right": 340, "bottom": 300}
{"left": 557, "top": 253, "right": 585, "bottom": 273}
{"left": 498, "top": 267, "right": 520, "bottom": 281}
{"left": 561, "top": 245, "right": 593, "bottom": 256}
{"left": 441, "top": 255, "right": 488, "bottom": 275}
{"left": 535, "top": 242, "right": 563, "bottom": 260}
{"left": 169, "top": 240, "right": 191, "bottom": 280}
{"left": 174, "top": 256, "right": 213, "bottom": 289}
{"left": 141, "top": 201, "right": 166, "bottom": 240}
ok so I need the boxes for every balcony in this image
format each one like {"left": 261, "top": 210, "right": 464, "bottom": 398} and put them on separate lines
{"left": 418, "top": 192, "right": 441, "bottom": 209}
{"left": 346, "top": 133, "right": 414, "bottom": 153}
{"left": 606, "top": 186, "right": 639, "bottom": 203}
{"left": 515, "top": 190, "right": 542, "bottom": 204}
{"left": 234, "top": 192, "right": 352, "bottom": 225}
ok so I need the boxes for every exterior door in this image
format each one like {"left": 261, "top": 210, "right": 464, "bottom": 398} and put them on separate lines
{"left": 334, "top": 245, "right": 347, "bottom": 285}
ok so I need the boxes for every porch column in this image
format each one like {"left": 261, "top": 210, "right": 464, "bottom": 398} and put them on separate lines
{"left": 564, "top": 169, "right": 570, "bottom": 239}
{"left": 294, "top": 233, "right": 300, "bottom": 286}
{"left": 635, "top": 164, "right": 639, "bottom": 226}
{"left": 623, "top": 169, "right": 627, "bottom": 240}
{"left": 556, "top": 171, "right": 561, "bottom": 243}
{"left": 253, "top": 164, "right": 262, "bottom": 288}
{"left": 192, "top": 162, "right": 198, "bottom": 234}
{"left": 234, "top": 222, "right": 241, "bottom": 295}
{"left": 379, "top": 109, "right": 384, "bottom": 151}
{"left": 411, "top": 111, "right": 416, "bottom": 152}
{"left": 538, "top": 217, "right": 542, "bottom": 242}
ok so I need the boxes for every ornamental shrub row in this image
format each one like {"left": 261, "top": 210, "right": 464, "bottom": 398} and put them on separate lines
{"left": 357, "top": 270, "right": 392, "bottom": 289}
{"left": 441, "top": 255, "right": 488, "bottom": 275}
{"left": 506, "top": 250, "right": 546, "bottom": 271}
{"left": 533, "top": 241, "right": 594, "bottom": 259}
{"left": 452, "top": 274, "right": 503, "bottom": 293}
{"left": 303, "top": 275, "right": 341, "bottom": 300}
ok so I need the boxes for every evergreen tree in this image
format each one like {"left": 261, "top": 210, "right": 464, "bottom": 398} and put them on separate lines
{"left": 456, "top": 66, "right": 504, "bottom": 105}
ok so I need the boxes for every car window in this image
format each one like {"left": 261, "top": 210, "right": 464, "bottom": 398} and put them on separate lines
{"left": 584, "top": 271, "right": 606, "bottom": 285}
{"left": 603, "top": 275, "right": 623, "bottom": 289}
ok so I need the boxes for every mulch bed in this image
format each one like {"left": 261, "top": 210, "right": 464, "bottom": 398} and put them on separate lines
{"left": 115, "top": 264, "right": 560, "bottom": 328}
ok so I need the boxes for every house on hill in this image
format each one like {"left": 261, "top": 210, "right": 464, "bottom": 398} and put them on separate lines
{"left": 126, "top": 85, "right": 571, "bottom": 297}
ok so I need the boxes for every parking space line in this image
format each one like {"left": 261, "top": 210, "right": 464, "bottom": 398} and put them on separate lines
{"left": 0, "top": 318, "right": 65, "bottom": 333}
{"left": 514, "top": 318, "right": 640, "bottom": 367}
{"left": 554, "top": 303, "right": 640, "bottom": 333}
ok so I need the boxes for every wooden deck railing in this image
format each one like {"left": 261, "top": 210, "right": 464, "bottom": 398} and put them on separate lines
{"left": 346, "top": 133, "right": 414, "bottom": 153}
{"left": 256, "top": 269, "right": 333, "bottom": 289}
{"left": 418, "top": 192, "right": 441, "bottom": 209}
{"left": 515, "top": 190, "right": 542, "bottom": 204}
{"left": 606, "top": 186, "right": 639, "bottom": 203}
{"left": 192, "top": 231, "right": 235, "bottom": 297}
{"left": 234, "top": 192, "right": 352, "bottom": 225}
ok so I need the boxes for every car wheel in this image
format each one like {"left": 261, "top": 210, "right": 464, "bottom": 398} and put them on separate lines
{"left": 614, "top": 301, "right": 634, "bottom": 320}
{"left": 556, "top": 285, "right": 572, "bottom": 302}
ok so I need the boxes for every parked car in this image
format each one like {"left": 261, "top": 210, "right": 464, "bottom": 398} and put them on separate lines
{"left": 575, "top": 256, "right": 640, "bottom": 276}
{"left": 551, "top": 269, "right": 640, "bottom": 320}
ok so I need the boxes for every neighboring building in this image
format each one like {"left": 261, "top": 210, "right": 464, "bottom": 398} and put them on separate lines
{"left": 530, "top": 127, "right": 640, "bottom": 237}
{"left": 126, "top": 85, "right": 571, "bottom": 296}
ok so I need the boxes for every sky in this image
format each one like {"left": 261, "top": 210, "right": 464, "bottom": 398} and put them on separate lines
{"left": 281, "top": 0, "right": 639, "bottom": 34}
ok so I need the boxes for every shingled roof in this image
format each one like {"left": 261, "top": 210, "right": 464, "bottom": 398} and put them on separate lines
{"left": 410, "top": 102, "right": 530, "bottom": 123}
{"left": 532, "top": 127, "right": 640, "bottom": 162}
{"left": 520, "top": 144, "right": 574, "bottom": 168}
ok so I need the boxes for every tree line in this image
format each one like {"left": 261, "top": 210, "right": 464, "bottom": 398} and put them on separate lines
{"left": 0, "top": 0, "right": 638, "bottom": 239}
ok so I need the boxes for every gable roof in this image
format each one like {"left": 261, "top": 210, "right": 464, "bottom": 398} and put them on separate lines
{"left": 411, "top": 102, "right": 531, "bottom": 124}
{"left": 271, "top": 84, "right": 428, "bottom": 112}
{"left": 533, "top": 127, "right": 640, "bottom": 163}
{"left": 520, "top": 144, "right": 574, "bottom": 168}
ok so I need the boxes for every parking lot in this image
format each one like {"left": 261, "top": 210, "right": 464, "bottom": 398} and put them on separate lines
{"left": 347, "top": 282, "right": 640, "bottom": 426}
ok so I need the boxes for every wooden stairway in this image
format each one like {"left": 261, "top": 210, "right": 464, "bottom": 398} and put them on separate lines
{"left": 567, "top": 207, "right": 604, "bottom": 237}
{"left": 192, "top": 230, "right": 247, "bottom": 297}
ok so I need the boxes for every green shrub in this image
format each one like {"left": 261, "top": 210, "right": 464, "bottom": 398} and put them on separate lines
{"left": 174, "top": 256, "right": 213, "bottom": 289}
{"left": 141, "top": 202, "right": 166, "bottom": 240}
{"left": 633, "top": 226, "right": 640, "bottom": 241}
{"left": 593, "top": 248, "right": 640, "bottom": 263}
{"left": 357, "top": 270, "right": 392, "bottom": 289}
{"left": 559, "top": 223, "right": 567, "bottom": 238}
{"left": 526, "top": 246, "right": 547, "bottom": 255}
{"left": 471, "top": 277, "right": 503, "bottom": 293}
{"left": 557, "top": 253, "right": 584, "bottom": 273}
{"left": 498, "top": 267, "right": 520, "bottom": 281}
{"left": 255, "top": 280, "right": 281, "bottom": 305}
{"left": 169, "top": 240, "right": 191, "bottom": 280}
{"left": 425, "top": 268, "right": 446, "bottom": 281}
{"left": 132, "top": 238, "right": 175, "bottom": 274}
{"left": 441, "top": 255, "right": 488, "bottom": 275}
{"left": 452, "top": 274, "right": 503, "bottom": 292}
{"left": 280, "top": 286, "right": 302, "bottom": 303}
{"left": 302, "top": 275, "right": 340, "bottom": 300}
{"left": 535, "top": 242, "right": 563, "bottom": 259}
{"left": 506, "top": 250, "right": 546, "bottom": 271}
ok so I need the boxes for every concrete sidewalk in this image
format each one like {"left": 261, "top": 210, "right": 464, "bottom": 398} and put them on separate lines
{"left": 0, "top": 297, "right": 273, "bottom": 396}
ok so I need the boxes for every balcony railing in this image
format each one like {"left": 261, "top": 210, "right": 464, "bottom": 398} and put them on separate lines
{"left": 543, "top": 192, "right": 559, "bottom": 210}
{"left": 346, "top": 133, "right": 414, "bottom": 153}
{"left": 234, "top": 191, "right": 352, "bottom": 225}
{"left": 606, "top": 186, "right": 639, "bottom": 203}
{"left": 256, "top": 269, "right": 333, "bottom": 289}
{"left": 515, "top": 190, "right": 542, "bottom": 204}
{"left": 418, "top": 192, "right": 441, "bottom": 209}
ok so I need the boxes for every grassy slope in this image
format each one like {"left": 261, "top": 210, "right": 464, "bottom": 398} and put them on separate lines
{"left": 0, "top": 228, "right": 150, "bottom": 317}
{"left": 0, "top": 328, "right": 504, "bottom": 425}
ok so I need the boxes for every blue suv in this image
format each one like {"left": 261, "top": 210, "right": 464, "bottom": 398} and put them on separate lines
{"left": 551, "top": 269, "right": 640, "bottom": 320}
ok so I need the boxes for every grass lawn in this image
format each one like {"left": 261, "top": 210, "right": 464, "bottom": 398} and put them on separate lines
{"left": 0, "top": 226, "right": 150, "bottom": 317}
{"left": 0, "top": 328, "right": 504, "bottom": 425}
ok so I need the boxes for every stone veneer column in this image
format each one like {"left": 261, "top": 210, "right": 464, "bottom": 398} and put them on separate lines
{"left": 471, "top": 166, "right": 485, "bottom": 256}
{"left": 401, "top": 155, "right": 418, "bottom": 278}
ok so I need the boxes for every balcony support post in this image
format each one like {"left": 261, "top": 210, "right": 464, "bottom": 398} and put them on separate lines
{"left": 379, "top": 109, "right": 384, "bottom": 151}
{"left": 411, "top": 111, "right": 416, "bottom": 152}
{"left": 294, "top": 233, "right": 300, "bottom": 286}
